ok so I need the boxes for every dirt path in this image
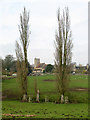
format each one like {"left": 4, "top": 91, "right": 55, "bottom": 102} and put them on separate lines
{"left": 69, "top": 88, "right": 88, "bottom": 91}
{"left": 2, "top": 113, "right": 37, "bottom": 117}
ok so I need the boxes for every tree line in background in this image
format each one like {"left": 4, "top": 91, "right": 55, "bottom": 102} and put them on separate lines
{"left": 2, "top": 54, "right": 88, "bottom": 77}
{"left": 2, "top": 54, "right": 33, "bottom": 76}
{"left": 2, "top": 54, "right": 54, "bottom": 76}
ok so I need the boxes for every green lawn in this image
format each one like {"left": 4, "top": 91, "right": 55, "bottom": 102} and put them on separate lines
{"left": 2, "top": 74, "right": 88, "bottom": 93}
{"left": 2, "top": 74, "right": 89, "bottom": 119}
{"left": 69, "top": 75, "right": 88, "bottom": 88}
{"left": 2, "top": 74, "right": 88, "bottom": 103}
{"left": 2, "top": 101, "right": 88, "bottom": 119}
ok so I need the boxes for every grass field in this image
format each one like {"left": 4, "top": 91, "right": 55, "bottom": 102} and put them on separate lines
{"left": 2, "top": 74, "right": 88, "bottom": 93}
{"left": 2, "top": 101, "right": 88, "bottom": 119}
{"left": 2, "top": 74, "right": 88, "bottom": 103}
{"left": 2, "top": 74, "right": 89, "bottom": 119}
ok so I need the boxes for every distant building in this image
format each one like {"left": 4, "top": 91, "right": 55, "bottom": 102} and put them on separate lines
{"left": 33, "top": 58, "right": 47, "bottom": 74}
{"left": 12, "top": 73, "right": 17, "bottom": 77}
{"left": 34, "top": 58, "right": 40, "bottom": 68}
{"left": 87, "top": 64, "right": 89, "bottom": 70}
{"left": 70, "top": 62, "right": 76, "bottom": 72}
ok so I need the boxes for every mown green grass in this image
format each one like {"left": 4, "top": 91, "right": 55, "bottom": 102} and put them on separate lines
{"left": 2, "top": 74, "right": 88, "bottom": 93}
{"left": 2, "top": 74, "right": 89, "bottom": 119}
{"left": 2, "top": 74, "right": 88, "bottom": 103}
{"left": 69, "top": 75, "right": 88, "bottom": 88}
{"left": 2, "top": 101, "right": 88, "bottom": 118}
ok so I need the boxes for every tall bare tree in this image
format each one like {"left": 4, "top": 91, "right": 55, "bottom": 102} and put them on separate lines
{"left": 54, "top": 7, "right": 73, "bottom": 103}
{"left": 15, "top": 7, "right": 30, "bottom": 102}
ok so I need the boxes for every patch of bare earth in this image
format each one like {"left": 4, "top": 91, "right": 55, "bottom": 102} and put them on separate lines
{"left": 2, "top": 114, "right": 37, "bottom": 117}
{"left": 69, "top": 88, "right": 88, "bottom": 91}
{"left": 43, "top": 79, "right": 55, "bottom": 82}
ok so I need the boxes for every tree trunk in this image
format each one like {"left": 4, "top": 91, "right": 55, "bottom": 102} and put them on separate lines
{"left": 28, "top": 95, "right": 31, "bottom": 102}
{"left": 61, "top": 94, "right": 64, "bottom": 103}
{"left": 65, "top": 96, "right": 68, "bottom": 104}
{"left": 36, "top": 89, "right": 39, "bottom": 103}
{"left": 22, "top": 94, "right": 27, "bottom": 102}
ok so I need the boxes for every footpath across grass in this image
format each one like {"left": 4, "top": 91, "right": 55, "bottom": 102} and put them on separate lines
{"left": 2, "top": 100, "right": 88, "bottom": 119}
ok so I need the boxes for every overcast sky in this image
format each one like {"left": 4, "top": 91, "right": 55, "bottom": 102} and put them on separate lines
{"left": 0, "top": 0, "right": 88, "bottom": 65}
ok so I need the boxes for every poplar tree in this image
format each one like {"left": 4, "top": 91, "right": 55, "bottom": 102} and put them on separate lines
{"left": 15, "top": 7, "right": 30, "bottom": 102}
{"left": 54, "top": 7, "right": 73, "bottom": 103}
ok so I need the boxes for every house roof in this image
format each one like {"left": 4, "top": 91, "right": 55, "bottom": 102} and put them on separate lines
{"left": 36, "top": 63, "right": 47, "bottom": 69}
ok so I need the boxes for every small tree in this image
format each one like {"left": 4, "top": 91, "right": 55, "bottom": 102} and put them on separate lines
{"left": 54, "top": 7, "right": 73, "bottom": 103}
{"left": 15, "top": 7, "right": 30, "bottom": 102}
{"left": 45, "top": 64, "right": 54, "bottom": 73}
{"left": 4, "top": 55, "right": 14, "bottom": 72}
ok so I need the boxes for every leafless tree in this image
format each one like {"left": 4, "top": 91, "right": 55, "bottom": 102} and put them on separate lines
{"left": 54, "top": 7, "right": 73, "bottom": 103}
{"left": 15, "top": 7, "right": 30, "bottom": 102}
